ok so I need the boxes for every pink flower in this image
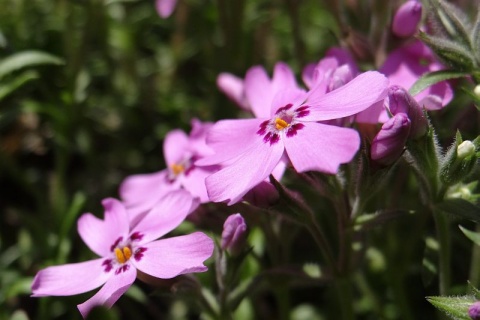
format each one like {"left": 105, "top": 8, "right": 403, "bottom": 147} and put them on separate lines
{"left": 156, "top": 0, "right": 178, "bottom": 18}
{"left": 120, "top": 119, "right": 219, "bottom": 224}
{"left": 200, "top": 71, "right": 388, "bottom": 204}
{"left": 217, "top": 73, "right": 249, "bottom": 110}
{"left": 392, "top": 0, "right": 422, "bottom": 38}
{"left": 31, "top": 191, "right": 214, "bottom": 318}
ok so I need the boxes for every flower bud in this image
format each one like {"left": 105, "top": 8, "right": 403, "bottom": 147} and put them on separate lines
{"left": 469, "top": 301, "right": 480, "bottom": 320}
{"left": 457, "top": 141, "right": 476, "bottom": 160}
{"left": 392, "top": 0, "right": 422, "bottom": 38}
{"left": 371, "top": 113, "right": 411, "bottom": 166}
{"left": 221, "top": 214, "right": 247, "bottom": 255}
{"left": 388, "top": 85, "right": 428, "bottom": 139}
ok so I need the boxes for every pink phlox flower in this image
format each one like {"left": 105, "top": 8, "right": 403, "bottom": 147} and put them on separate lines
{"left": 120, "top": 119, "right": 219, "bottom": 225}
{"left": 200, "top": 71, "right": 389, "bottom": 204}
{"left": 31, "top": 191, "right": 214, "bottom": 318}
{"left": 217, "top": 73, "right": 249, "bottom": 111}
{"left": 156, "top": 0, "right": 178, "bottom": 18}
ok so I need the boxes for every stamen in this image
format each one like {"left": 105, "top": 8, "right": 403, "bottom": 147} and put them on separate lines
{"left": 114, "top": 246, "right": 132, "bottom": 264}
{"left": 171, "top": 163, "right": 185, "bottom": 175}
{"left": 275, "top": 118, "right": 289, "bottom": 130}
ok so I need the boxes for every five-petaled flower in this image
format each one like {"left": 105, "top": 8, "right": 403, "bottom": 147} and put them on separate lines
{"left": 198, "top": 71, "right": 389, "bottom": 204}
{"left": 31, "top": 191, "right": 214, "bottom": 318}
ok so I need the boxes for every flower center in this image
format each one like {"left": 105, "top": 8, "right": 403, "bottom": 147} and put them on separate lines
{"left": 170, "top": 163, "right": 185, "bottom": 176}
{"left": 275, "top": 118, "right": 289, "bottom": 130}
{"left": 257, "top": 104, "right": 310, "bottom": 145}
{"left": 103, "top": 233, "right": 147, "bottom": 274}
{"left": 115, "top": 246, "right": 132, "bottom": 264}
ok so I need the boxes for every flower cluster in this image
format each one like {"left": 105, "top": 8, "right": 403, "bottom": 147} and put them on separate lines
{"left": 32, "top": 0, "right": 462, "bottom": 318}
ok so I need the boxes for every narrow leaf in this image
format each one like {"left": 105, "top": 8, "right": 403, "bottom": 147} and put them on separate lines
{"left": 436, "top": 198, "right": 480, "bottom": 223}
{"left": 0, "top": 51, "right": 64, "bottom": 80}
{"left": 459, "top": 225, "right": 480, "bottom": 246}
{"left": 429, "top": 0, "right": 472, "bottom": 48}
{"left": 0, "top": 70, "right": 39, "bottom": 101}
{"left": 427, "top": 295, "right": 475, "bottom": 320}
{"left": 409, "top": 70, "right": 469, "bottom": 96}
{"left": 419, "top": 32, "right": 476, "bottom": 71}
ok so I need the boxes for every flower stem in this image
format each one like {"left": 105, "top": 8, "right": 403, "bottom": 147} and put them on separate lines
{"left": 433, "top": 210, "right": 451, "bottom": 295}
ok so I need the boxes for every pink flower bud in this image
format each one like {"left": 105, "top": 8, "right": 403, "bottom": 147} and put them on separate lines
{"left": 221, "top": 213, "right": 247, "bottom": 255}
{"left": 469, "top": 301, "right": 480, "bottom": 320}
{"left": 388, "top": 86, "right": 428, "bottom": 139}
{"left": 392, "top": 0, "right": 423, "bottom": 38}
{"left": 371, "top": 113, "right": 411, "bottom": 166}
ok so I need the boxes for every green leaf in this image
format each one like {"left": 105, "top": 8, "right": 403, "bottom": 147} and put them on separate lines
{"left": 428, "top": 0, "right": 472, "bottom": 48}
{"left": 436, "top": 198, "right": 480, "bottom": 223}
{"left": 0, "top": 51, "right": 64, "bottom": 80}
{"left": 459, "top": 225, "right": 480, "bottom": 246}
{"left": 409, "top": 69, "right": 469, "bottom": 96}
{"left": 427, "top": 295, "right": 475, "bottom": 320}
{"left": 0, "top": 70, "right": 39, "bottom": 101}
{"left": 419, "top": 32, "right": 476, "bottom": 71}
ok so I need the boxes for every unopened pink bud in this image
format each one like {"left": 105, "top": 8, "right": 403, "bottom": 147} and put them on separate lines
{"left": 243, "top": 181, "right": 279, "bottom": 207}
{"left": 221, "top": 214, "right": 247, "bottom": 255}
{"left": 371, "top": 113, "right": 411, "bottom": 166}
{"left": 469, "top": 301, "right": 480, "bottom": 320}
{"left": 388, "top": 86, "right": 427, "bottom": 139}
{"left": 392, "top": 0, "right": 423, "bottom": 37}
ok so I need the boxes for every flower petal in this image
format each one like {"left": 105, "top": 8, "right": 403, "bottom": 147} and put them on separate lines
{"left": 217, "top": 73, "right": 248, "bottom": 110}
{"left": 119, "top": 170, "right": 177, "bottom": 226}
{"left": 132, "top": 232, "right": 214, "bottom": 279}
{"left": 132, "top": 190, "right": 198, "bottom": 244}
{"left": 77, "top": 266, "right": 136, "bottom": 318}
{"left": 244, "top": 65, "right": 273, "bottom": 118}
{"left": 31, "top": 258, "right": 110, "bottom": 297}
{"left": 206, "top": 138, "right": 284, "bottom": 205}
{"left": 180, "top": 165, "right": 219, "bottom": 203}
{"left": 164, "top": 129, "right": 190, "bottom": 167}
{"left": 155, "top": 0, "right": 178, "bottom": 18}
{"left": 77, "top": 199, "right": 130, "bottom": 256}
{"left": 195, "top": 118, "right": 265, "bottom": 166}
{"left": 303, "top": 71, "right": 389, "bottom": 121}
{"left": 284, "top": 122, "right": 360, "bottom": 174}
{"left": 272, "top": 62, "right": 298, "bottom": 94}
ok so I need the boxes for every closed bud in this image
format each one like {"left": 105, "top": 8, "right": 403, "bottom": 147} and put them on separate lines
{"left": 221, "top": 214, "right": 247, "bottom": 256}
{"left": 371, "top": 113, "right": 411, "bottom": 166}
{"left": 469, "top": 301, "right": 480, "bottom": 320}
{"left": 392, "top": 0, "right": 423, "bottom": 38}
{"left": 457, "top": 140, "right": 476, "bottom": 160}
{"left": 388, "top": 85, "right": 428, "bottom": 139}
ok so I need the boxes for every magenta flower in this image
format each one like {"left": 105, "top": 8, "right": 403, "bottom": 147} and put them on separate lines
{"left": 156, "top": 0, "right": 178, "bottom": 18}
{"left": 469, "top": 301, "right": 480, "bottom": 320}
{"left": 120, "top": 119, "right": 218, "bottom": 224}
{"left": 31, "top": 191, "right": 214, "bottom": 318}
{"left": 201, "top": 71, "right": 388, "bottom": 204}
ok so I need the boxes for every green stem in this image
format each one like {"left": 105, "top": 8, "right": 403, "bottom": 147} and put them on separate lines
{"left": 334, "top": 277, "right": 354, "bottom": 320}
{"left": 469, "top": 224, "right": 480, "bottom": 287}
{"left": 306, "top": 220, "right": 337, "bottom": 275}
{"left": 433, "top": 210, "right": 451, "bottom": 295}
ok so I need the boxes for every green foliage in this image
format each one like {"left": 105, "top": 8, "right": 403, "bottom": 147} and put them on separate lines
{"left": 427, "top": 295, "right": 475, "bottom": 320}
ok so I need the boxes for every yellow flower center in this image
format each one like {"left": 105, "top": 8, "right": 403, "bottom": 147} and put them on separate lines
{"left": 171, "top": 163, "right": 185, "bottom": 176}
{"left": 275, "top": 118, "right": 289, "bottom": 130}
{"left": 115, "top": 246, "right": 132, "bottom": 264}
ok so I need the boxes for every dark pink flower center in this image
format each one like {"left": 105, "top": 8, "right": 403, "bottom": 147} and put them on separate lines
{"left": 167, "top": 155, "right": 197, "bottom": 182}
{"left": 257, "top": 104, "right": 310, "bottom": 145}
{"left": 103, "top": 232, "right": 147, "bottom": 274}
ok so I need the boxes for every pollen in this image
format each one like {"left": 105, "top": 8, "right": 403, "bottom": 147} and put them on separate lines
{"left": 171, "top": 163, "right": 185, "bottom": 175}
{"left": 115, "top": 246, "right": 132, "bottom": 264}
{"left": 275, "top": 118, "right": 289, "bottom": 130}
